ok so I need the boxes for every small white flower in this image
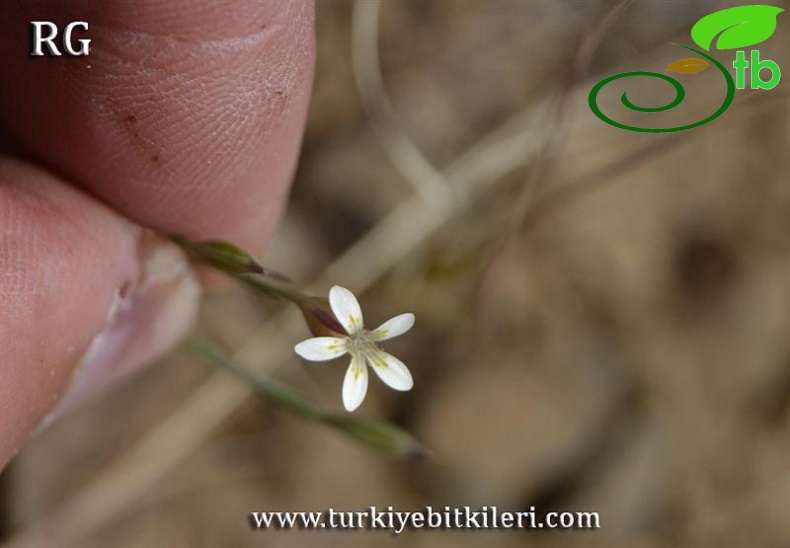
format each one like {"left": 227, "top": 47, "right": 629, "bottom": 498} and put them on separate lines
{"left": 294, "top": 286, "right": 415, "bottom": 412}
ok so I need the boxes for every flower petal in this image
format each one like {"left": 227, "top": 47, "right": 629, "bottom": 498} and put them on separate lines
{"left": 370, "top": 313, "right": 415, "bottom": 342}
{"left": 294, "top": 337, "right": 348, "bottom": 361}
{"left": 366, "top": 348, "right": 413, "bottom": 391}
{"left": 329, "top": 285, "right": 364, "bottom": 335}
{"left": 342, "top": 354, "right": 368, "bottom": 412}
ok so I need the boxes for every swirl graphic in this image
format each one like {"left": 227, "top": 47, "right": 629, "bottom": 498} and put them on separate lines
{"left": 588, "top": 44, "right": 736, "bottom": 133}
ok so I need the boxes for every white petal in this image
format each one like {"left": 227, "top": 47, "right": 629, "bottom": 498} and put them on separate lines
{"left": 294, "top": 337, "right": 347, "bottom": 361}
{"left": 366, "top": 348, "right": 413, "bottom": 391}
{"left": 342, "top": 354, "right": 368, "bottom": 411}
{"left": 329, "top": 285, "right": 364, "bottom": 335}
{"left": 370, "top": 313, "right": 415, "bottom": 342}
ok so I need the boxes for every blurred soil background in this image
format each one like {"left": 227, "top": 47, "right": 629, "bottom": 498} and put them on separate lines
{"left": 4, "top": 0, "right": 790, "bottom": 546}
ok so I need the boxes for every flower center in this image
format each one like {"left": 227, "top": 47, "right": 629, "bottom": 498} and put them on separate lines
{"left": 346, "top": 331, "right": 376, "bottom": 356}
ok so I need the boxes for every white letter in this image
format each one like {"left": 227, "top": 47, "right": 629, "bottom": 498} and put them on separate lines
{"left": 63, "top": 22, "right": 90, "bottom": 56}
{"left": 31, "top": 21, "right": 61, "bottom": 56}
{"left": 393, "top": 512, "right": 409, "bottom": 535}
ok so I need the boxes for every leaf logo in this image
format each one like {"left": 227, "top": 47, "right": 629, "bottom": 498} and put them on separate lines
{"left": 691, "top": 5, "right": 784, "bottom": 51}
{"left": 589, "top": 4, "right": 783, "bottom": 132}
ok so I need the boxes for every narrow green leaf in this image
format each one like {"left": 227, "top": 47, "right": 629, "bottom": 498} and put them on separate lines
{"left": 322, "top": 415, "right": 433, "bottom": 458}
{"left": 184, "top": 335, "right": 431, "bottom": 458}
{"left": 185, "top": 334, "right": 322, "bottom": 419}
{"left": 691, "top": 5, "right": 784, "bottom": 51}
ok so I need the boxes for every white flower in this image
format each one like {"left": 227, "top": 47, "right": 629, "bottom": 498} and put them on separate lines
{"left": 294, "top": 285, "right": 415, "bottom": 412}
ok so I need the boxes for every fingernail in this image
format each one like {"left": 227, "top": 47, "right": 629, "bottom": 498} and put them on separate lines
{"left": 41, "top": 232, "right": 201, "bottom": 427}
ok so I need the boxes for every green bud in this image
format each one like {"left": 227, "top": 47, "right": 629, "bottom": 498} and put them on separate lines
{"left": 173, "top": 238, "right": 251, "bottom": 273}
{"left": 173, "top": 237, "right": 284, "bottom": 277}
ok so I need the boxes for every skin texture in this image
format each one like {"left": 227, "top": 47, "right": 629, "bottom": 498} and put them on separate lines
{"left": 0, "top": 1, "right": 315, "bottom": 467}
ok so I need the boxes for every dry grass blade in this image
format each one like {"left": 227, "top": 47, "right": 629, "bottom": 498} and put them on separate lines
{"left": 351, "top": 0, "right": 454, "bottom": 206}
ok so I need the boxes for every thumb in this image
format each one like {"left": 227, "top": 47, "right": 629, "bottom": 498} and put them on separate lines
{"left": 0, "top": 160, "right": 200, "bottom": 466}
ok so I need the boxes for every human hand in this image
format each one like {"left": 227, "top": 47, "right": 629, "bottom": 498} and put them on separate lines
{"left": 0, "top": 0, "right": 314, "bottom": 467}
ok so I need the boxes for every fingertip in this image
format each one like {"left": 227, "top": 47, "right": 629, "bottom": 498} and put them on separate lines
{"left": 0, "top": 160, "right": 200, "bottom": 467}
{"left": 0, "top": 0, "right": 315, "bottom": 254}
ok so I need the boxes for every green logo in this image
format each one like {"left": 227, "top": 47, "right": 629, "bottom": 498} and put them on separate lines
{"left": 589, "top": 5, "right": 784, "bottom": 133}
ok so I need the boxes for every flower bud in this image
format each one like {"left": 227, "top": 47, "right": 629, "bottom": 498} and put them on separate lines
{"left": 173, "top": 238, "right": 281, "bottom": 277}
{"left": 299, "top": 297, "right": 347, "bottom": 337}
